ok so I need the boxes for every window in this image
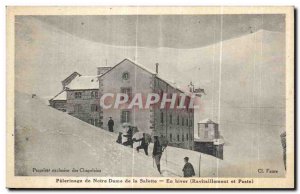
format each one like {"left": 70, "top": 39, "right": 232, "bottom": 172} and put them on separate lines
{"left": 121, "top": 110, "right": 131, "bottom": 123}
{"left": 186, "top": 134, "right": 189, "bottom": 141}
{"left": 182, "top": 118, "right": 184, "bottom": 126}
{"left": 89, "top": 119, "right": 100, "bottom": 126}
{"left": 95, "top": 119, "right": 99, "bottom": 126}
{"left": 176, "top": 97, "right": 180, "bottom": 106}
{"left": 74, "top": 104, "right": 82, "bottom": 112}
{"left": 160, "top": 112, "right": 164, "bottom": 123}
{"left": 75, "top": 92, "right": 82, "bottom": 99}
{"left": 91, "top": 104, "right": 98, "bottom": 112}
{"left": 205, "top": 123, "right": 208, "bottom": 128}
{"left": 169, "top": 133, "right": 172, "bottom": 142}
{"left": 169, "top": 114, "right": 172, "bottom": 124}
{"left": 89, "top": 119, "right": 94, "bottom": 125}
{"left": 186, "top": 119, "right": 188, "bottom": 126}
{"left": 182, "top": 134, "right": 184, "bottom": 141}
{"left": 91, "top": 91, "right": 98, "bottom": 98}
{"left": 190, "top": 119, "right": 193, "bottom": 127}
{"left": 177, "top": 115, "right": 180, "bottom": 125}
{"left": 204, "top": 130, "right": 209, "bottom": 138}
{"left": 122, "top": 72, "right": 129, "bottom": 80}
{"left": 177, "top": 134, "right": 180, "bottom": 141}
{"left": 121, "top": 87, "right": 132, "bottom": 100}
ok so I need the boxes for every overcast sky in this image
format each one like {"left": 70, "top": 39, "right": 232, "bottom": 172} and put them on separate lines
{"left": 34, "top": 14, "right": 285, "bottom": 48}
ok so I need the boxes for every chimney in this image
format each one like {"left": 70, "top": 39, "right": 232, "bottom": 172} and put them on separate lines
{"left": 155, "top": 63, "right": 159, "bottom": 74}
{"left": 97, "top": 67, "right": 112, "bottom": 76}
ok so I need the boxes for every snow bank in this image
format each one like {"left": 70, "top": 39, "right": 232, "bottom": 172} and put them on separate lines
{"left": 15, "top": 92, "right": 285, "bottom": 178}
{"left": 15, "top": 92, "right": 159, "bottom": 177}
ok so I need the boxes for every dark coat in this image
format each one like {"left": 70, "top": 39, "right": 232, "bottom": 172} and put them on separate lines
{"left": 108, "top": 119, "right": 114, "bottom": 127}
{"left": 182, "top": 162, "right": 195, "bottom": 177}
{"left": 136, "top": 137, "right": 149, "bottom": 146}
{"left": 116, "top": 135, "right": 122, "bottom": 144}
{"left": 152, "top": 141, "right": 163, "bottom": 156}
{"left": 124, "top": 128, "right": 133, "bottom": 138}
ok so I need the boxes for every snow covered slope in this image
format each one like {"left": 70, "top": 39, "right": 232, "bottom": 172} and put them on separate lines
{"left": 15, "top": 92, "right": 285, "bottom": 177}
{"left": 15, "top": 92, "right": 159, "bottom": 177}
{"left": 15, "top": 16, "right": 286, "bottom": 178}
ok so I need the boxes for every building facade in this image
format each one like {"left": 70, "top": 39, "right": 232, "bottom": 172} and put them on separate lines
{"left": 194, "top": 119, "right": 223, "bottom": 159}
{"left": 49, "top": 71, "right": 81, "bottom": 112}
{"left": 98, "top": 59, "right": 194, "bottom": 150}
{"left": 195, "top": 119, "right": 219, "bottom": 142}
{"left": 49, "top": 90, "right": 67, "bottom": 112}
{"left": 152, "top": 76, "right": 194, "bottom": 150}
{"left": 65, "top": 76, "right": 102, "bottom": 127}
{"left": 50, "top": 58, "right": 195, "bottom": 150}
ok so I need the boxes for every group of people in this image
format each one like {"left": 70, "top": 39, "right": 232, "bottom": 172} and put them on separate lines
{"left": 108, "top": 117, "right": 195, "bottom": 177}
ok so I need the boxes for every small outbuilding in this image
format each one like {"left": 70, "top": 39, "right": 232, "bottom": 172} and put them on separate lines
{"left": 194, "top": 118, "right": 224, "bottom": 159}
{"left": 195, "top": 118, "right": 219, "bottom": 141}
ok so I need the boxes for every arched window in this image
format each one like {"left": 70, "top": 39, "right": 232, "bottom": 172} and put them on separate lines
{"left": 122, "top": 72, "right": 129, "bottom": 80}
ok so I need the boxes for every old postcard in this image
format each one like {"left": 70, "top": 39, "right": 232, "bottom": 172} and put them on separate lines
{"left": 6, "top": 6, "right": 294, "bottom": 189}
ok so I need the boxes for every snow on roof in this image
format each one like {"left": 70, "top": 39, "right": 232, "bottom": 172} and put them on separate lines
{"left": 66, "top": 76, "right": 99, "bottom": 90}
{"left": 155, "top": 74, "right": 190, "bottom": 95}
{"left": 99, "top": 58, "right": 157, "bottom": 77}
{"left": 52, "top": 90, "right": 67, "bottom": 101}
{"left": 198, "top": 118, "right": 217, "bottom": 124}
{"left": 62, "top": 71, "right": 81, "bottom": 83}
{"left": 194, "top": 137, "right": 214, "bottom": 143}
{"left": 99, "top": 58, "right": 191, "bottom": 95}
{"left": 126, "top": 58, "right": 157, "bottom": 75}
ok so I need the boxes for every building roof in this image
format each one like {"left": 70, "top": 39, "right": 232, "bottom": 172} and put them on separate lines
{"left": 99, "top": 58, "right": 190, "bottom": 95}
{"left": 61, "top": 71, "right": 81, "bottom": 83}
{"left": 52, "top": 90, "right": 67, "bottom": 101}
{"left": 198, "top": 118, "right": 217, "bottom": 124}
{"left": 65, "top": 76, "right": 99, "bottom": 90}
{"left": 50, "top": 90, "right": 67, "bottom": 101}
{"left": 194, "top": 138, "right": 214, "bottom": 143}
{"left": 98, "top": 58, "right": 156, "bottom": 77}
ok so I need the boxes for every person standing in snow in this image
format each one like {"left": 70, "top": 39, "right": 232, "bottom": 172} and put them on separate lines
{"left": 135, "top": 133, "right": 150, "bottom": 155}
{"left": 182, "top": 157, "right": 195, "bottom": 177}
{"left": 152, "top": 136, "right": 163, "bottom": 174}
{"left": 108, "top": 117, "right": 114, "bottom": 132}
{"left": 123, "top": 126, "right": 134, "bottom": 148}
{"left": 116, "top": 132, "right": 122, "bottom": 144}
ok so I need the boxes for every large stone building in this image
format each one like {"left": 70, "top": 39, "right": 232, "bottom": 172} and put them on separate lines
{"left": 65, "top": 76, "right": 101, "bottom": 127}
{"left": 50, "top": 58, "right": 195, "bottom": 150}
{"left": 49, "top": 71, "right": 81, "bottom": 112}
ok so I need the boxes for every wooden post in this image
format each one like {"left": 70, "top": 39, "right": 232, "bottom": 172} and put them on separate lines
{"left": 199, "top": 154, "right": 201, "bottom": 177}
{"left": 165, "top": 148, "right": 167, "bottom": 165}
